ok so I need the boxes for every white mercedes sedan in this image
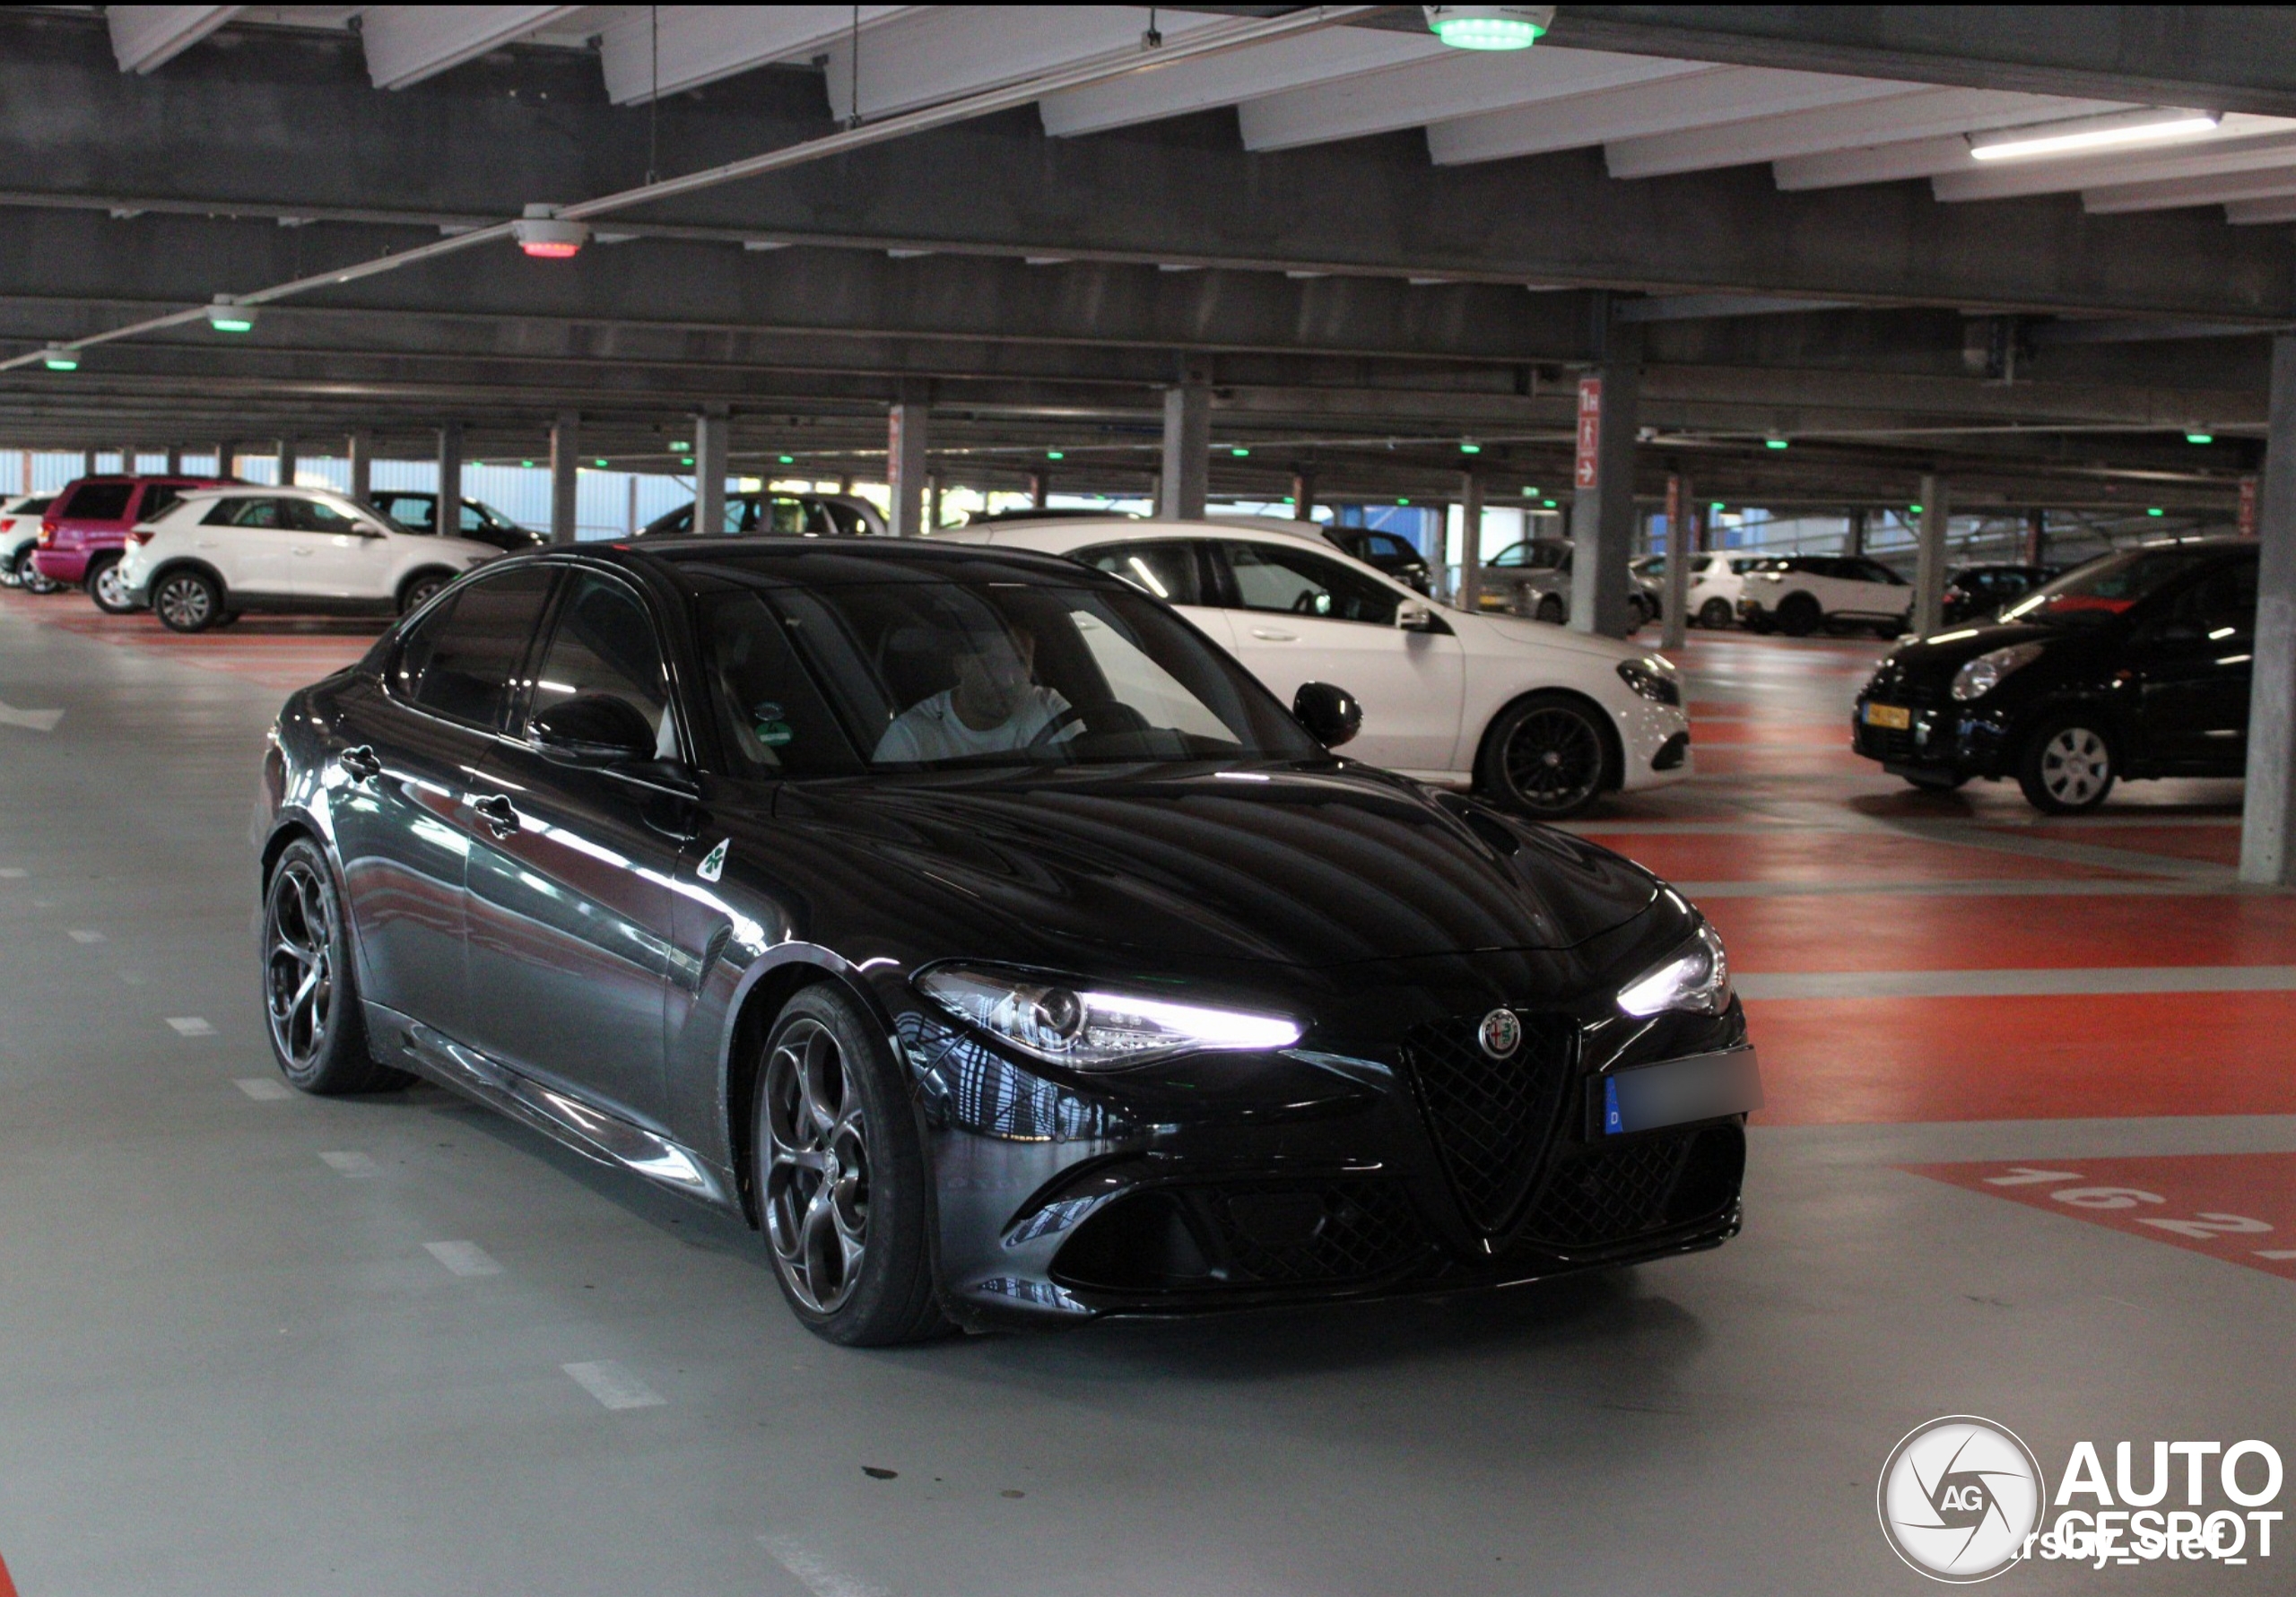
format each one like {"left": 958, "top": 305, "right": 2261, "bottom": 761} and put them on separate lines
{"left": 935, "top": 516, "right": 1689, "bottom": 818}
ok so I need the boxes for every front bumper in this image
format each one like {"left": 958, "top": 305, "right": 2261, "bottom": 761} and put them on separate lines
{"left": 895, "top": 949, "right": 1753, "bottom": 1331}
{"left": 1849, "top": 694, "right": 2015, "bottom": 780}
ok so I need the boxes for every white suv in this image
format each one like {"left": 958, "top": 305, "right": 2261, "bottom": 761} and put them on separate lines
{"left": 118, "top": 486, "right": 501, "bottom": 632}
{"left": 0, "top": 494, "right": 57, "bottom": 590}
{"left": 1737, "top": 554, "right": 1912, "bottom": 636}
{"left": 936, "top": 516, "right": 1690, "bottom": 818}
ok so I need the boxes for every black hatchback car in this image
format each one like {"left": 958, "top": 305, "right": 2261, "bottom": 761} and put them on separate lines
{"left": 257, "top": 540, "right": 1756, "bottom": 1343}
{"left": 1853, "top": 538, "right": 2257, "bottom": 812}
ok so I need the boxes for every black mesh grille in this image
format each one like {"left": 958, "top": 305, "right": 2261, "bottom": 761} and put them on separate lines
{"left": 1514, "top": 1124, "right": 1744, "bottom": 1251}
{"left": 1201, "top": 1182, "right": 1425, "bottom": 1286}
{"left": 1402, "top": 1011, "right": 1576, "bottom": 1234}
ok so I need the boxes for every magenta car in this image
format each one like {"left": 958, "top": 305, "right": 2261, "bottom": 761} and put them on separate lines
{"left": 33, "top": 474, "right": 229, "bottom": 612}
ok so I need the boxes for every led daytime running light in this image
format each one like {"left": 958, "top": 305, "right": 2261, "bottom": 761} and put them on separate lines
{"left": 918, "top": 963, "right": 1302, "bottom": 1070}
{"left": 1617, "top": 924, "right": 1731, "bottom": 1018}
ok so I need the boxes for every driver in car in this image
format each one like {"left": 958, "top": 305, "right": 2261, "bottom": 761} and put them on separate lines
{"left": 874, "top": 622, "right": 1075, "bottom": 762}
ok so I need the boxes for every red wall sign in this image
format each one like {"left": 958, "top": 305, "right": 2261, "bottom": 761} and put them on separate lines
{"left": 1575, "top": 377, "right": 1602, "bottom": 489}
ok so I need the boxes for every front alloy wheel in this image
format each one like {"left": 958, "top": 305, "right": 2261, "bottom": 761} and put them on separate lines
{"left": 763, "top": 1016, "right": 872, "bottom": 1315}
{"left": 1481, "top": 692, "right": 1611, "bottom": 820}
{"left": 261, "top": 838, "right": 405, "bottom": 1093}
{"left": 2019, "top": 717, "right": 2116, "bottom": 813}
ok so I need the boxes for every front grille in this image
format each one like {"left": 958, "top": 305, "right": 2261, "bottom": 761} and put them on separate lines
{"left": 1049, "top": 1178, "right": 1427, "bottom": 1294}
{"left": 1513, "top": 1124, "right": 1745, "bottom": 1251}
{"left": 1402, "top": 1011, "right": 1576, "bottom": 1234}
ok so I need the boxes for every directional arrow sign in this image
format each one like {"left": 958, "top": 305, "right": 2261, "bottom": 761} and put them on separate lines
{"left": 0, "top": 698, "right": 63, "bottom": 732}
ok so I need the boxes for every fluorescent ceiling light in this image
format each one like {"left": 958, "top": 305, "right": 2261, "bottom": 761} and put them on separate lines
{"left": 41, "top": 346, "right": 78, "bottom": 371}
{"left": 207, "top": 295, "right": 255, "bottom": 334}
{"left": 512, "top": 203, "right": 588, "bottom": 260}
{"left": 1424, "top": 4, "right": 1553, "bottom": 51}
{"left": 1967, "top": 108, "right": 2221, "bottom": 163}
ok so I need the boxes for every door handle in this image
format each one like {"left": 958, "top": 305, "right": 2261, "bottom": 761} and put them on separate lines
{"left": 1249, "top": 627, "right": 1299, "bottom": 642}
{"left": 472, "top": 794, "right": 521, "bottom": 838}
{"left": 340, "top": 744, "right": 382, "bottom": 782}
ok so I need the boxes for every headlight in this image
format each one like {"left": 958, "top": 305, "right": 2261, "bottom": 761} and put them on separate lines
{"left": 1951, "top": 642, "right": 2045, "bottom": 702}
{"left": 916, "top": 962, "right": 1303, "bottom": 1071}
{"left": 1617, "top": 923, "right": 1731, "bottom": 1017}
{"left": 1615, "top": 658, "right": 1682, "bottom": 706}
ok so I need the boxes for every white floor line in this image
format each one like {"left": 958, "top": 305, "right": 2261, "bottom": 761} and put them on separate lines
{"left": 758, "top": 1533, "right": 889, "bottom": 1597}
{"left": 422, "top": 1240, "right": 501, "bottom": 1277}
{"left": 66, "top": 928, "right": 105, "bottom": 943}
{"left": 0, "top": 867, "right": 26, "bottom": 878}
{"left": 1738, "top": 965, "right": 2296, "bottom": 1001}
{"left": 561, "top": 1359, "right": 665, "bottom": 1410}
{"left": 233, "top": 1077, "right": 291, "bottom": 1101}
{"left": 317, "top": 1150, "right": 378, "bottom": 1177}
{"left": 165, "top": 1016, "right": 214, "bottom": 1037}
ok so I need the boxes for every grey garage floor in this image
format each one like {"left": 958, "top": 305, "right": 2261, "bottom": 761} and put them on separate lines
{"left": 2, "top": 599, "right": 2291, "bottom": 1596}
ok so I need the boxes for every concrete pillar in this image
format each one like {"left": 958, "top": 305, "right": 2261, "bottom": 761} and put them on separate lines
{"left": 886, "top": 395, "right": 929, "bottom": 538}
{"left": 1028, "top": 471, "right": 1050, "bottom": 508}
{"left": 163, "top": 447, "right": 182, "bottom": 475}
{"left": 276, "top": 438, "right": 298, "bottom": 488}
{"left": 1661, "top": 472, "right": 1691, "bottom": 651}
{"left": 435, "top": 422, "right": 464, "bottom": 529}
{"left": 692, "top": 410, "right": 729, "bottom": 535}
{"left": 81, "top": 448, "right": 95, "bottom": 478}
{"left": 216, "top": 442, "right": 239, "bottom": 481}
{"left": 1291, "top": 467, "right": 1316, "bottom": 522}
{"left": 2239, "top": 334, "right": 2296, "bottom": 885}
{"left": 1567, "top": 317, "right": 1644, "bottom": 638}
{"left": 347, "top": 430, "right": 373, "bottom": 505}
{"left": 1457, "top": 471, "right": 1484, "bottom": 612}
{"left": 1158, "top": 380, "right": 1211, "bottom": 520}
{"left": 625, "top": 475, "right": 639, "bottom": 536}
{"left": 2024, "top": 508, "right": 2047, "bottom": 565}
{"left": 1847, "top": 508, "right": 1867, "bottom": 557}
{"left": 1913, "top": 474, "right": 1950, "bottom": 638}
{"left": 549, "top": 412, "right": 580, "bottom": 546}
{"left": 927, "top": 471, "right": 945, "bottom": 532}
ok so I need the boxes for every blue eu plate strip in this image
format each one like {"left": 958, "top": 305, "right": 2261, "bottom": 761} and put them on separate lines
{"left": 1604, "top": 1077, "right": 1622, "bottom": 1135}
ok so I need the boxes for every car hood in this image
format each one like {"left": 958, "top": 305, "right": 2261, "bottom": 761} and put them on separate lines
{"left": 1461, "top": 610, "right": 1658, "bottom": 667}
{"left": 1874, "top": 621, "right": 2073, "bottom": 684}
{"left": 761, "top": 763, "right": 1659, "bottom": 969}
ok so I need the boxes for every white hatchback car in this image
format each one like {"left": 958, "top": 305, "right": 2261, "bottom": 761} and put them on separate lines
{"left": 935, "top": 516, "right": 1690, "bottom": 818}
{"left": 1737, "top": 553, "right": 1912, "bottom": 636}
{"left": 0, "top": 494, "right": 57, "bottom": 590}
{"left": 118, "top": 485, "right": 502, "bottom": 633}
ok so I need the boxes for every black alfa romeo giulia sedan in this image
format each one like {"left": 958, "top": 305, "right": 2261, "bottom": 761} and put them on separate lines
{"left": 257, "top": 539, "right": 1759, "bottom": 1344}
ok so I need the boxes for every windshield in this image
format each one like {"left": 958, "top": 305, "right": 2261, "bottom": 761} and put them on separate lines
{"left": 2001, "top": 545, "right": 2222, "bottom": 625}
{"left": 700, "top": 578, "right": 1322, "bottom": 774}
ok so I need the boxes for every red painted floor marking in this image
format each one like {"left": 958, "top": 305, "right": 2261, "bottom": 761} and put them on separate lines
{"left": 0, "top": 1549, "right": 16, "bottom": 1597}
{"left": 1683, "top": 720, "right": 1848, "bottom": 746}
{"left": 1709, "top": 892, "right": 2296, "bottom": 972}
{"left": 1746, "top": 992, "right": 2296, "bottom": 1124}
{"left": 1908, "top": 1154, "right": 2296, "bottom": 1283}
{"left": 1581, "top": 830, "right": 2145, "bottom": 884}
{"left": 1984, "top": 822, "right": 2241, "bottom": 867}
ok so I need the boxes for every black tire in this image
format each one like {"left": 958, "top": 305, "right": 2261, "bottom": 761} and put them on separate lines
{"left": 2016, "top": 713, "right": 2117, "bottom": 813}
{"left": 18, "top": 547, "right": 63, "bottom": 595}
{"left": 1776, "top": 592, "right": 1822, "bottom": 637}
{"left": 261, "top": 838, "right": 410, "bottom": 1094}
{"left": 1533, "top": 592, "right": 1567, "bottom": 626}
{"left": 754, "top": 984, "right": 950, "bottom": 1346}
{"left": 398, "top": 569, "right": 452, "bottom": 615}
{"left": 153, "top": 568, "right": 222, "bottom": 633}
{"left": 1476, "top": 691, "right": 1614, "bottom": 820}
{"left": 87, "top": 553, "right": 136, "bottom": 614}
{"left": 1699, "top": 597, "right": 1734, "bottom": 629}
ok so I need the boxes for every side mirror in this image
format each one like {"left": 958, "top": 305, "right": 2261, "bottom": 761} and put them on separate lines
{"left": 531, "top": 693, "right": 657, "bottom": 765}
{"left": 1396, "top": 600, "right": 1441, "bottom": 632}
{"left": 1292, "top": 681, "right": 1361, "bottom": 749}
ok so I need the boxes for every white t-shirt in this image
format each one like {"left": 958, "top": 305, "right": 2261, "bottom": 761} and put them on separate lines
{"left": 874, "top": 685, "right": 1074, "bottom": 763}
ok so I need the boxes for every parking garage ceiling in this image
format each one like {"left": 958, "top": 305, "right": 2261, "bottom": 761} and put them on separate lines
{"left": 3, "top": 4, "right": 2292, "bottom": 508}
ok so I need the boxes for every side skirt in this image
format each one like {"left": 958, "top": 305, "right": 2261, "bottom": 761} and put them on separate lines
{"left": 363, "top": 1001, "right": 735, "bottom": 1210}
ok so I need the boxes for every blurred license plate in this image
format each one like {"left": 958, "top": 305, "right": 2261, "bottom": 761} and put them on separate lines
{"left": 1863, "top": 702, "right": 1911, "bottom": 730}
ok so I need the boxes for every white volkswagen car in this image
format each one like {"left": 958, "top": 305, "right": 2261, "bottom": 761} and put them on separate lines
{"left": 1, "top": 494, "right": 57, "bottom": 590}
{"left": 117, "top": 485, "right": 501, "bottom": 632}
{"left": 935, "top": 516, "right": 1690, "bottom": 818}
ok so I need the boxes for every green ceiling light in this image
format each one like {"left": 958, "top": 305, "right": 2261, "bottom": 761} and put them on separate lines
{"left": 681, "top": 456, "right": 695, "bottom": 466}
{"left": 1909, "top": 504, "right": 1923, "bottom": 515}
{"left": 669, "top": 439, "right": 691, "bottom": 452}
{"left": 594, "top": 457, "right": 609, "bottom": 467}
{"left": 207, "top": 295, "right": 256, "bottom": 334}
{"left": 2147, "top": 506, "right": 2165, "bottom": 516}
{"left": 778, "top": 454, "right": 796, "bottom": 464}
{"left": 2186, "top": 431, "right": 2213, "bottom": 444}
{"left": 1459, "top": 440, "right": 1483, "bottom": 455}
{"left": 1047, "top": 449, "right": 1065, "bottom": 460}
{"left": 1424, "top": 4, "right": 1552, "bottom": 51}
{"left": 1541, "top": 498, "right": 1557, "bottom": 508}
{"left": 41, "top": 346, "right": 78, "bottom": 371}
{"left": 1764, "top": 435, "right": 1790, "bottom": 450}
{"left": 1231, "top": 446, "right": 1251, "bottom": 457}
{"left": 1710, "top": 501, "right": 1725, "bottom": 513}
{"left": 520, "top": 459, "right": 535, "bottom": 468}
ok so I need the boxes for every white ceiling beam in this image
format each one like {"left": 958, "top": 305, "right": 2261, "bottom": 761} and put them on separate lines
{"left": 360, "top": 4, "right": 580, "bottom": 91}
{"left": 601, "top": 5, "right": 911, "bottom": 107}
{"left": 1240, "top": 46, "right": 1709, "bottom": 154}
{"left": 1928, "top": 116, "right": 2296, "bottom": 201}
{"left": 1040, "top": 27, "right": 1446, "bottom": 138}
{"left": 2083, "top": 162, "right": 2296, "bottom": 213}
{"left": 106, "top": 5, "right": 244, "bottom": 74}
{"left": 1605, "top": 89, "right": 2132, "bottom": 180}
{"left": 2227, "top": 194, "right": 2296, "bottom": 224}
{"left": 1771, "top": 133, "right": 1978, "bottom": 191}
{"left": 1432, "top": 65, "right": 1909, "bottom": 168}
{"left": 823, "top": 6, "right": 1222, "bottom": 125}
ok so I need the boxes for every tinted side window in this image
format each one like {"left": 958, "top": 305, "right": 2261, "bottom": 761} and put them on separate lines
{"left": 1222, "top": 540, "right": 1398, "bottom": 625}
{"left": 697, "top": 591, "right": 860, "bottom": 777}
{"left": 283, "top": 499, "right": 362, "bottom": 533}
{"left": 526, "top": 571, "right": 676, "bottom": 755}
{"left": 393, "top": 566, "right": 556, "bottom": 730}
{"left": 61, "top": 482, "right": 135, "bottom": 521}
{"left": 1364, "top": 533, "right": 1415, "bottom": 560}
{"left": 1078, "top": 541, "right": 1205, "bottom": 606}
{"left": 204, "top": 498, "right": 286, "bottom": 528}
{"left": 140, "top": 484, "right": 184, "bottom": 520}
{"left": 2169, "top": 558, "right": 2258, "bottom": 634}
{"left": 381, "top": 495, "right": 438, "bottom": 533}
{"left": 766, "top": 498, "right": 811, "bottom": 535}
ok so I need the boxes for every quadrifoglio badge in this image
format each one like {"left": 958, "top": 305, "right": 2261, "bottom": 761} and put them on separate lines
{"left": 1879, "top": 1415, "right": 2284, "bottom": 1581}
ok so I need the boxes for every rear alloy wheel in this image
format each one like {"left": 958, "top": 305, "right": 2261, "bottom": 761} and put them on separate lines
{"left": 399, "top": 572, "right": 450, "bottom": 615}
{"left": 1533, "top": 592, "right": 1567, "bottom": 625}
{"left": 1775, "top": 592, "right": 1823, "bottom": 637}
{"left": 1480, "top": 692, "right": 1612, "bottom": 820}
{"left": 88, "top": 554, "right": 136, "bottom": 614}
{"left": 153, "top": 569, "right": 222, "bottom": 633}
{"left": 2018, "top": 716, "right": 2116, "bottom": 813}
{"left": 1699, "top": 597, "right": 1735, "bottom": 629}
{"left": 755, "top": 985, "right": 949, "bottom": 1345}
{"left": 262, "top": 838, "right": 409, "bottom": 1094}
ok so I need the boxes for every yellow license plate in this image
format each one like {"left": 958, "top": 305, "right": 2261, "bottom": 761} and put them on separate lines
{"left": 1864, "top": 702, "right": 1911, "bottom": 730}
